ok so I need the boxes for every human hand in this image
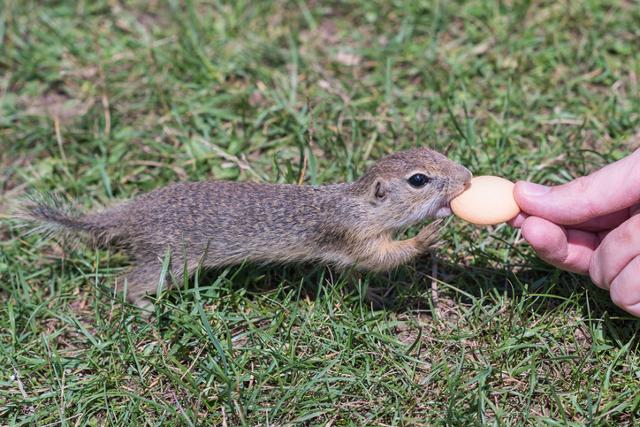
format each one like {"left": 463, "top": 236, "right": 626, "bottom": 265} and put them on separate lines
{"left": 510, "top": 149, "right": 640, "bottom": 315}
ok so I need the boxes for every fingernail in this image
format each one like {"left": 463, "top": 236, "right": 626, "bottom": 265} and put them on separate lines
{"left": 518, "top": 182, "right": 551, "bottom": 197}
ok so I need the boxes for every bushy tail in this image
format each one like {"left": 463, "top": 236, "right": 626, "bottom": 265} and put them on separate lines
{"left": 14, "top": 193, "right": 102, "bottom": 242}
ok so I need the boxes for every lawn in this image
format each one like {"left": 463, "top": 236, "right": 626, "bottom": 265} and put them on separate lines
{"left": 1, "top": 0, "right": 640, "bottom": 425}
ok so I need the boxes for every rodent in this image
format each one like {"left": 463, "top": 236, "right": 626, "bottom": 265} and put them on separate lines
{"left": 19, "top": 148, "right": 472, "bottom": 310}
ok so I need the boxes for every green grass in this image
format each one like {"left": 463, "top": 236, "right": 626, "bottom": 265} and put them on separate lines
{"left": 1, "top": 0, "right": 640, "bottom": 424}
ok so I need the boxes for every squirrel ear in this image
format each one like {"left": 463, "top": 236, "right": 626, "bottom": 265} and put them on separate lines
{"left": 373, "top": 180, "right": 387, "bottom": 200}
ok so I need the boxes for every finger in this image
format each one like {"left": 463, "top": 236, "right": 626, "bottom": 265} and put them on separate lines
{"left": 508, "top": 212, "right": 528, "bottom": 228}
{"left": 589, "top": 214, "right": 640, "bottom": 289}
{"left": 514, "top": 149, "right": 640, "bottom": 225}
{"left": 521, "top": 216, "right": 600, "bottom": 274}
{"left": 609, "top": 255, "right": 640, "bottom": 317}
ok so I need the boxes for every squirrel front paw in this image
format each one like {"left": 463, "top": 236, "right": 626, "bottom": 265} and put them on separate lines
{"left": 415, "top": 221, "right": 443, "bottom": 251}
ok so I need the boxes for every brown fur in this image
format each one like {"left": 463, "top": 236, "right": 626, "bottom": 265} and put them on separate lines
{"left": 20, "top": 148, "right": 471, "bottom": 309}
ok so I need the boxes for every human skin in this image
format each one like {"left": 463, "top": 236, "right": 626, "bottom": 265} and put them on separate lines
{"left": 509, "top": 149, "right": 640, "bottom": 316}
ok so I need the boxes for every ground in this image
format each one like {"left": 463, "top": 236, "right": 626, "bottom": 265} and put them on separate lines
{"left": 1, "top": 0, "right": 640, "bottom": 425}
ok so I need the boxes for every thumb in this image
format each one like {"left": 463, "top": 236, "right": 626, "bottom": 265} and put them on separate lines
{"left": 514, "top": 149, "right": 640, "bottom": 225}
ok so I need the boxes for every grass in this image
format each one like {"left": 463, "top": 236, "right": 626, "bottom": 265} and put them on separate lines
{"left": 1, "top": 0, "right": 640, "bottom": 424}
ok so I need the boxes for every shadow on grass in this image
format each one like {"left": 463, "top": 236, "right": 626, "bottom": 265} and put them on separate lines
{"left": 141, "top": 252, "right": 640, "bottom": 348}
{"left": 406, "top": 256, "right": 640, "bottom": 347}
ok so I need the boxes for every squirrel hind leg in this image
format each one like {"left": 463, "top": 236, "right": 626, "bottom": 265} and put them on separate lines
{"left": 116, "top": 256, "right": 197, "bottom": 315}
{"left": 116, "top": 263, "right": 166, "bottom": 314}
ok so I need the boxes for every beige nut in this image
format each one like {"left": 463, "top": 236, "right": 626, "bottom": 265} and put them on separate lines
{"left": 451, "top": 176, "right": 520, "bottom": 225}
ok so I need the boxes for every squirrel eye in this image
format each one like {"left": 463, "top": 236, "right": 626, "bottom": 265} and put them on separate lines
{"left": 408, "top": 173, "right": 431, "bottom": 188}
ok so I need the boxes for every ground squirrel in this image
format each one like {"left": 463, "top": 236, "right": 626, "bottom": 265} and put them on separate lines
{"left": 20, "top": 148, "right": 471, "bottom": 310}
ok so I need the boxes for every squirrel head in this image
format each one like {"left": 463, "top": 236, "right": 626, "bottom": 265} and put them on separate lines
{"left": 351, "top": 148, "right": 472, "bottom": 230}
